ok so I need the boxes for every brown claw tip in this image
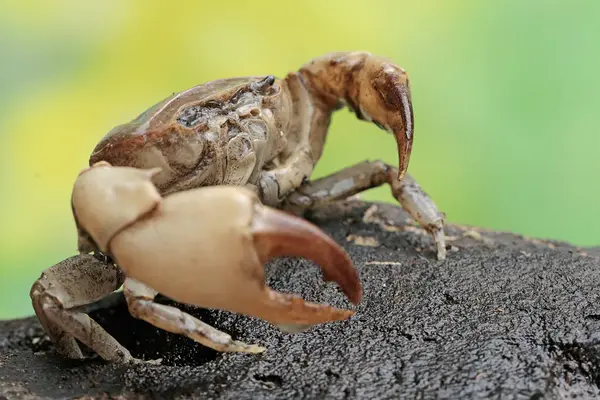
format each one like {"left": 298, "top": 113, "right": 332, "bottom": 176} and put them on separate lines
{"left": 262, "top": 290, "right": 355, "bottom": 326}
{"left": 321, "top": 265, "right": 362, "bottom": 306}
{"left": 252, "top": 205, "right": 363, "bottom": 305}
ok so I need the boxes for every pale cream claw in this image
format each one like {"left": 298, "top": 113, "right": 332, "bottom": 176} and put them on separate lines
{"left": 70, "top": 164, "right": 362, "bottom": 356}
{"left": 282, "top": 160, "right": 447, "bottom": 261}
{"left": 104, "top": 185, "right": 361, "bottom": 330}
{"left": 71, "top": 162, "right": 162, "bottom": 252}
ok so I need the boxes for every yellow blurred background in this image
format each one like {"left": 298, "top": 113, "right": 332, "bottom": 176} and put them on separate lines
{"left": 1, "top": 1, "right": 599, "bottom": 319}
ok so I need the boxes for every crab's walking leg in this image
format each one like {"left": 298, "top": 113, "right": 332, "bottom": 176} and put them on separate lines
{"left": 123, "top": 277, "right": 265, "bottom": 353}
{"left": 30, "top": 254, "right": 133, "bottom": 362}
{"left": 282, "top": 160, "right": 447, "bottom": 260}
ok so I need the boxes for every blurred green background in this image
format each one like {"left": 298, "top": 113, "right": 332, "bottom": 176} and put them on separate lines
{"left": 1, "top": 1, "right": 599, "bottom": 319}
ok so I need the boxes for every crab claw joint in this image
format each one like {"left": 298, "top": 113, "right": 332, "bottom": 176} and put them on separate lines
{"left": 71, "top": 164, "right": 362, "bottom": 333}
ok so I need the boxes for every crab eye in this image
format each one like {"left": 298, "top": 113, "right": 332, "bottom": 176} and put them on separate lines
{"left": 250, "top": 75, "right": 275, "bottom": 93}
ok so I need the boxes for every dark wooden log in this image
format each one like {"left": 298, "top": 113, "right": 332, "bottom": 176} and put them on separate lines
{"left": 1, "top": 200, "right": 599, "bottom": 399}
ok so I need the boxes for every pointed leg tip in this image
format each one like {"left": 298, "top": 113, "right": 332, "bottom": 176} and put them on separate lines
{"left": 224, "top": 340, "right": 266, "bottom": 354}
{"left": 132, "top": 357, "right": 163, "bottom": 366}
{"left": 437, "top": 246, "right": 447, "bottom": 260}
{"left": 238, "top": 343, "right": 267, "bottom": 354}
{"left": 432, "top": 229, "right": 447, "bottom": 261}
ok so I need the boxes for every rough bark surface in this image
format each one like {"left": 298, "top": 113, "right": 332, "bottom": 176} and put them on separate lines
{"left": 1, "top": 200, "right": 599, "bottom": 399}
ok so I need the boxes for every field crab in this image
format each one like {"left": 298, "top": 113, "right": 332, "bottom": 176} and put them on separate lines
{"left": 31, "top": 51, "right": 447, "bottom": 363}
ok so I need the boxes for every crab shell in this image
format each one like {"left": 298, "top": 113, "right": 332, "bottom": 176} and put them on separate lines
{"left": 89, "top": 76, "right": 292, "bottom": 195}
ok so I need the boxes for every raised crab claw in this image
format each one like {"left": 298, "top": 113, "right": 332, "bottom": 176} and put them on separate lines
{"left": 31, "top": 51, "right": 447, "bottom": 363}
{"left": 31, "top": 162, "right": 361, "bottom": 362}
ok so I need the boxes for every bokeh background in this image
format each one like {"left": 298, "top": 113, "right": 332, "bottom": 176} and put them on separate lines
{"left": 1, "top": 1, "right": 599, "bottom": 319}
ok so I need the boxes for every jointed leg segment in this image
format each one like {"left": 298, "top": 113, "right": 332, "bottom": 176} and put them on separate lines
{"left": 282, "top": 160, "right": 447, "bottom": 260}
{"left": 123, "top": 278, "right": 265, "bottom": 353}
{"left": 30, "top": 254, "right": 134, "bottom": 362}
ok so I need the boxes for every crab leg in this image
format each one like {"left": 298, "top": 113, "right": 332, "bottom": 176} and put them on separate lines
{"left": 282, "top": 160, "right": 446, "bottom": 260}
{"left": 30, "top": 254, "right": 134, "bottom": 362}
{"left": 298, "top": 51, "right": 415, "bottom": 180}
{"left": 123, "top": 278, "right": 265, "bottom": 353}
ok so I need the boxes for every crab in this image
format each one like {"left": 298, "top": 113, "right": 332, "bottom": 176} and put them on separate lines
{"left": 31, "top": 162, "right": 361, "bottom": 362}
{"left": 31, "top": 51, "right": 446, "bottom": 363}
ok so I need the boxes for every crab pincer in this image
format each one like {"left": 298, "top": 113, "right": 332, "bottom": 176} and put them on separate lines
{"left": 66, "top": 162, "right": 361, "bottom": 355}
